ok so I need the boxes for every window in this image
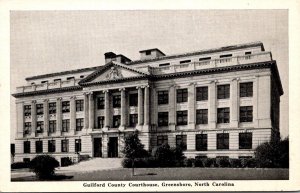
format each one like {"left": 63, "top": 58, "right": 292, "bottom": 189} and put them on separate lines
{"left": 196, "top": 86, "right": 208, "bottom": 101}
{"left": 177, "top": 110, "right": 188, "bottom": 125}
{"left": 80, "top": 75, "right": 84, "bottom": 78}
{"left": 199, "top": 57, "right": 211, "bottom": 61}
{"left": 157, "top": 91, "right": 169, "bottom": 105}
{"left": 24, "top": 122, "right": 31, "bottom": 135}
{"left": 97, "top": 116, "right": 105, "bottom": 129}
{"left": 75, "top": 139, "right": 81, "bottom": 152}
{"left": 36, "top": 121, "right": 44, "bottom": 133}
{"left": 129, "top": 93, "right": 138, "bottom": 107}
{"left": 23, "top": 158, "right": 30, "bottom": 163}
{"left": 217, "top": 133, "right": 229, "bottom": 149}
{"left": 48, "top": 140, "right": 56, "bottom": 153}
{"left": 217, "top": 108, "right": 230, "bottom": 123}
{"left": 217, "top": 84, "right": 230, "bottom": 99}
{"left": 76, "top": 118, "right": 84, "bottom": 131}
{"left": 157, "top": 135, "right": 168, "bottom": 146}
{"left": 49, "top": 120, "right": 56, "bottom": 133}
{"left": 113, "top": 95, "right": 121, "bottom": 108}
{"left": 61, "top": 139, "right": 69, "bottom": 152}
{"left": 245, "top": 51, "right": 252, "bottom": 55}
{"left": 240, "top": 106, "right": 253, "bottom": 122}
{"left": 62, "top": 101, "right": 70, "bottom": 113}
{"left": 24, "top": 105, "right": 31, "bottom": 116}
{"left": 177, "top": 88, "right": 188, "bottom": 103}
{"left": 129, "top": 114, "right": 138, "bottom": 127}
{"left": 41, "top": 80, "right": 48, "bottom": 84}
{"left": 240, "top": 82, "right": 253, "bottom": 97}
{"left": 159, "top": 63, "right": 170, "bottom": 67}
{"left": 36, "top": 104, "right": 43, "bottom": 115}
{"left": 158, "top": 112, "right": 169, "bottom": 126}
{"left": 196, "top": 109, "right": 208, "bottom": 124}
{"left": 113, "top": 115, "right": 121, "bottom": 128}
{"left": 239, "top": 133, "right": 252, "bottom": 149}
{"left": 180, "top": 60, "right": 191, "bottom": 64}
{"left": 54, "top": 78, "right": 61, "bottom": 82}
{"left": 62, "top": 119, "right": 70, "bottom": 132}
{"left": 76, "top": 100, "right": 84, "bottom": 112}
{"left": 23, "top": 141, "right": 30, "bottom": 153}
{"left": 48, "top": 102, "right": 56, "bottom": 114}
{"left": 97, "top": 96, "right": 105, "bottom": 109}
{"left": 220, "top": 54, "right": 232, "bottom": 58}
{"left": 66, "top": 76, "right": 75, "bottom": 80}
{"left": 35, "top": 141, "right": 43, "bottom": 153}
{"left": 176, "top": 135, "right": 187, "bottom": 150}
{"left": 196, "top": 134, "right": 207, "bottom": 151}
{"left": 145, "top": 50, "right": 151, "bottom": 55}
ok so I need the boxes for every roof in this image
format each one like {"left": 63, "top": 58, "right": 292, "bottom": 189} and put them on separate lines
{"left": 139, "top": 48, "right": 166, "bottom": 56}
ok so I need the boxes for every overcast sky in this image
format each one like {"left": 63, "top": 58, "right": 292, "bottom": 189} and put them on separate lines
{"left": 10, "top": 10, "right": 288, "bottom": 141}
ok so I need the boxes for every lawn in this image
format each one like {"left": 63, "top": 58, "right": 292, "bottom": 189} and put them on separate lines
{"left": 11, "top": 167, "right": 288, "bottom": 181}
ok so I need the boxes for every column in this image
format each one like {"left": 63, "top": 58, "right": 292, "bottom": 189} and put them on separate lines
{"left": 209, "top": 80, "right": 217, "bottom": 129}
{"left": 230, "top": 78, "right": 239, "bottom": 128}
{"left": 88, "top": 92, "right": 95, "bottom": 130}
{"left": 144, "top": 85, "right": 150, "bottom": 127}
{"left": 70, "top": 96, "right": 76, "bottom": 134}
{"left": 83, "top": 93, "right": 89, "bottom": 130}
{"left": 43, "top": 99, "right": 49, "bottom": 137}
{"left": 168, "top": 85, "right": 176, "bottom": 131}
{"left": 188, "top": 83, "right": 196, "bottom": 130}
{"left": 31, "top": 100, "right": 37, "bottom": 137}
{"left": 104, "top": 90, "right": 110, "bottom": 128}
{"left": 137, "top": 86, "right": 144, "bottom": 126}
{"left": 120, "top": 88, "right": 126, "bottom": 129}
{"left": 56, "top": 97, "right": 62, "bottom": 135}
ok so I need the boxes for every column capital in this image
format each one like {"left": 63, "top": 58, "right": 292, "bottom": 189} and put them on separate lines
{"left": 57, "top": 97, "right": 62, "bottom": 101}
{"left": 189, "top": 82, "right": 196, "bottom": 86}
{"left": 119, "top": 87, "right": 126, "bottom": 91}
{"left": 70, "top": 96, "right": 76, "bottom": 100}
{"left": 43, "top": 99, "right": 49, "bottom": 102}
{"left": 31, "top": 100, "right": 37, "bottom": 104}
{"left": 136, "top": 86, "right": 142, "bottom": 89}
{"left": 169, "top": 84, "right": 177, "bottom": 89}
{"left": 102, "top": 89, "right": 109, "bottom": 93}
{"left": 210, "top": 79, "right": 218, "bottom": 84}
{"left": 231, "top": 77, "right": 240, "bottom": 81}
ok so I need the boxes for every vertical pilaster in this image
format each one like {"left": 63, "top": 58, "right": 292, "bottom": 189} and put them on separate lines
{"left": 104, "top": 90, "right": 110, "bottom": 129}
{"left": 70, "top": 96, "right": 76, "bottom": 135}
{"left": 16, "top": 102, "right": 24, "bottom": 138}
{"left": 84, "top": 93, "right": 89, "bottom": 131}
{"left": 168, "top": 85, "right": 176, "bottom": 131}
{"left": 209, "top": 80, "right": 217, "bottom": 129}
{"left": 88, "top": 92, "right": 95, "bottom": 130}
{"left": 150, "top": 87, "right": 157, "bottom": 126}
{"left": 137, "top": 86, "right": 144, "bottom": 126}
{"left": 120, "top": 88, "right": 126, "bottom": 129}
{"left": 31, "top": 100, "right": 37, "bottom": 138}
{"left": 144, "top": 85, "right": 150, "bottom": 129}
{"left": 43, "top": 99, "right": 49, "bottom": 137}
{"left": 56, "top": 98, "right": 62, "bottom": 135}
{"left": 188, "top": 83, "right": 196, "bottom": 130}
{"left": 230, "top": 78, "right": 239, "bottom": 128}
{"left": 253, "top": 75, "right": 259, "bottom": 128}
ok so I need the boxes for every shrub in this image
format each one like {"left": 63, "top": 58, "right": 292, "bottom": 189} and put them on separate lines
{"left": 11, "top": 162, "right": 29, "bottom": 169}
{"left": 216, "top": 157, "right": 231, "bottom": 168}
{"left": 184, "top": 158, "right": 195, "bottom": 167}
{"left": 122, "top": 157, "right": 159, "bottom": 168}
{"left": 154, "top": 143, "right": 175, "bottom": 167}
{"left": 202, "top": 158, "right": 217, "bottom": 167}
{"left": 241, "top": 158, "right": 256, "bottom": 168}
{"left": 29, "top": 155, "right": 59, "bottom": 179}
{"left": 229, "top": 158, "right": 242, "bottom": 168}
{"left": 61, "top": 157, "right": 73, "bottom": 167}
{"left": 122, "top": 158, "right": 132, "bottom": 168}
{"left": 194, "top": 158, "right": 204, "bottom": 167}
{"left": 79, "top": 154, "right": 91, "bottom": 162}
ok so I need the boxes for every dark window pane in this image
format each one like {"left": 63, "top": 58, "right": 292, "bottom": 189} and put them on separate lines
{"left": 239, "top": 133, "right": 252, "bottom": 149}
{"left": 240, "top": 106, "right": 253, "bottom": 122}
{"left": 217, "top": 85, "right": 230, "bottom": 99}
{"left": 217, "top": 133, "right": 229, "bottom": 149}
{"left": 158, "top": 112, "right": 168, "bottom": 126}
{"left": 23, "top": 141, "right": 30, "bottom": 153}
{"left": 61, "top": 139, "right": 69, "bottom": 152}
{"left": 157, "top": 135, "right": 168, "bottom": 146}
{"left": 196, "top": 109, "right": 208, "bottom": 124}
{"left": 48, "top": 140, "right": 56, "bottom": 153}
{"left": 240, "top": 82, "right": 253, "bottom": 97}
{"left": 75, "top": 139, "right": 81, "bottom": 152}
{"left": 35, "top": 141, "right": 43, "bottom": 153}
{"left": 24, "top": 105, "right": 32, "bottom": 116}
{"left": 76, "top": 118, "right": 84, "bottom": 131}
{"left": 113, "top": 115, "right": 121, "bottom": 128}
{"left": 76, "top": 100, "right": 84, "bottom": 111}
{"left": 196, "top": 134, "right": 207, "bottom": 151}
{"left": 177, "top": 89, "right": 188, "bottom": 103}
{"left": 176, "top": 135, "right": 187, "bottom": 150}
{"left": 196, "top": 86, "right": 208, "bottom": 101}
{"left": 157, "top": 91, "right": 169, "bottom": 105}
{"left": 217, "top": 108, "right": 230, "bottom": 123}
{"left": 49, "top": 120, "right": 56, "bottom": 133}
{"left": 97, "top": 96, "right": 105, "bottom": 109}
{"left": 62, "top": 119, "right": 70, "bottom": 132}
{"left": 113, "top": 95, "right": 121, "bottom": 108}
{"left": 36, "top": 104, "right": 44, "bottom": 115}
{"left": 97, "top": 116, "right": 105, "bottom": 128}
{"left": 49, "top": 102, "right": 56, "bottom": 114}
{"left": 62, "top": 101, "right": 70, "bottom": 113}
{"left": 177, "top": 110, "right": 188, "bottom": 125}
{"left": 129, "top": 114, "right": 138, "bottom": 127}
{"left": 36, "top": 121, "right": 44, "bottom": 133}
{"left": 129, "top": 93, "right": 138, "bottom": 106}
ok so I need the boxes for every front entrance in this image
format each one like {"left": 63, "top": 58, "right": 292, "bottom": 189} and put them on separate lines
{"left": 93, "top": 138, "right": 102, "bottom": 157}
{"left": 108, "top": 137, "right": 118, "bottom": 158}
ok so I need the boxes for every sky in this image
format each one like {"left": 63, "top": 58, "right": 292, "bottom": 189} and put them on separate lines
{"left": 10, "top": 10, "right": 288, "bottom": 141}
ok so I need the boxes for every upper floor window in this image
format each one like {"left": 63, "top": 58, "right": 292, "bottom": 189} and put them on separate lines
{"left": 24, "top": 105, "right": 31, "bottom": 116}
{"left": 157, "top": 90, "right": 169, "bottom": 105}
{"left": 157, "top": 135, "right": 168, "bottom": 146}
{"left": 217, "top": 108, "right": 230, "bottom": 123}
{"left": 239, "top": 133, "right": 252, "bottom": 149}
{"left": 240, "top": 82, "right": 253, "bottom": 97}
{"left": 145, "top": 50, "right": 151, "bottom": 55}
{"left": 76, "top": 118, "right": 84, "bottom": 131}
{"left": 196, "top": 134, "right": 207, "bottom": 151}
{"left": 23, "top": 141, "right": 30, "bottom": 153}
{"left": 36, "top": 121, "right": 44, "bottom": 133}
{"left": 49, "top": 120, "right": 56, "bottom": 133}
{"left": 36, "top": 141, "right": 43, "bottom": 153}
{"left": 48, "top": 140, "right": 56, "bottom": 153}
{"left": 196, "top": 109, "right": 208, "bottom": 124}
{"left": 41, "top": 80, "right": 48, "bottom": 84}
{"left": 66, "top": 76, "right": 74, "bottom": 80}
{"left": 176, "top": 135, "right": 187, "bottom": 150}
{"left": 176, "top": 110, "right": 188, "bottom": 125}
{"left": 97, "top": 116, "right": 105, "bottom": 129}
{"left": 48, "top": 102, "right": 56, "bottom": 114}
{"left": 159, "top": 63, "right": 170, "bottom": 67}
{"left": 97, "top": 96, "right": 105, "bottom": 109}
{"left": 75, "top": 139, "right": 81, "bottom": 152}
{"left": 217, "top": 133, "right": 229, "bottom": 150}
{"left": 240, "top": 106, "right": 253, "bottom": 122}
{"left": 76, "top": 100, "right": 84, "bottom": 112}
{"left": 62, "top": 119, "right": 70, "bottom": 132}
{"left": 180, "top": 60, "right": 191, "bottom": 64}
{"left": 129, "top": 93, "right": 138, "bottom": 107}
{"left": 113, "top": 115, "right": 121, "bottom": 128}
{"left": 129, "top": 114, "right": 138, "bottom": 127}
{"left": 217, "top": 84, "right": 230, "bottom": 99}
{"left": 196, "top": 86, "right": 208, "bottom": 101}
{"left": 245, "top": 51, "right": 252, "bottom": 55}
{"left": 61, "top": 139, "right": 69, "bottom": 152}
{"left": 24, "top": 122, "right": 31, "bottom": 135}
{"left": 113, "top": 95, "right": 121, "bottom": 108}
{"left": 177, "top": 88, "right": 188, "bottom": 103}
{"left": 36, "top": 104, "right": 44, "bottom": 115}
{"left": 62, "top": 101, "right": 70, "bottom": 113}
{"left": 199, "top": 57, "right": 211, "bottom": 61}
{"left": 158, "top": 112, "right": 169, "bottom": 127}
{"left": 220, "top": 54, "right": 232, "bottom": 58}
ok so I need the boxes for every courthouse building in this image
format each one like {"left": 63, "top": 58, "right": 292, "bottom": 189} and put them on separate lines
{"left": 12, "top": 42, "right": 283, "bottom": 164}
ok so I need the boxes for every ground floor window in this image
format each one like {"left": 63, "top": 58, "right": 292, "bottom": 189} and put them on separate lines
{"left": 176, "top": 135, "right": 187, "bottom": 150}
{"left": 48, "top": 140, "right": 56, "bottom": 153}
{"left": 75, "top": 139, "right": 81, "bottom": 152}
{"left": 196, "top": 134, "right": 207, "bottom": 151}
{"left": 239, "top": 133, "right": 252, "bottom": 149}
{"left": 129, "top": 114, "right": 138, "bottom": 127}
{"left": 35, "top": 141, "right": 43, "bottom": 153}
{"left": 61, "top": 139, "right": 69, "bottom": 152}
{"left": 157, "top": 135, "right": 168, "bottom": 146}
{"left": 23, "top": 141, "right": 30, "bottom": 153}
{"left": 217, "top": 133, "right": 229, "bottom": 149}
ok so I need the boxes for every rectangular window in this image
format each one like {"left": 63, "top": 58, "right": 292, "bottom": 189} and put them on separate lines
{"left": 48, "top": 140, "right": 56, "bottom": 153}
{"left": 61, "top": 139, "right": 69, "bottom": 152}
{"left": 217, "top": 133, "right": 229, "bottom": 149}
{"left": 76, "top": 100, "right": 84, "bottom": 112}
{"left": 35, "top": 141, "right": 43, "bottom": 153}
{"left": 145, "top": 50, "right": 151, "bottom": 55}
{"left": 176, "top": 135, "right": 187, "bottom": 150}
{"left": 66, "top": 76, "right": 74, "bottom": 80}
{"left": 245, "top": 51, "right": 252, "bottom": 55}
{"left": 75, "top": 139, "right": 81, "bottom": 152}
{"left": 240, "top": 106, "right": 253, "bottom": 122}
{"left": 217, "top": 84, "right": 230, "bottom": 99}
{"left": 36, "top": 104, "right": 44, "bottom": 115}
{"left": 180, "top": 60, "right": 191, "bottom": 64}
{"left": 159, "top": 63, "right": 170, "bottom": 67}
{"left": 220, "top": 54, "right": 232, "bottom": 58}
{"left": 76, "top": 118, "right": 84, "bottom": 131}
{"left": 129, "top": 93, "right": 138, "bottom": 107}
{"left": 97, "top": 116, "right": 105, "bottom": 129}
{"left": 24, "top": 105, "right": 31, "bottom": 116}
{"left": 41, "top": 80, "right": 48, "bottom": 84}
{"left": 157, "top": 90, "right": 169, "bottom": 105}
{"left": 240, "top": 82, "right": 253, "bottom": 97}
{"left": 48, "top": 102, "right": 56, "bottom": 114}
{"left": 217, "top": 108, "right": 230, "bottom": 123}
{"left": 239, "top": 133, "right": 252, "bottom": 149}
{"left": 129, "top": 114, "right": 138, "bottom": 127}
{"left": 196, "top": 109, "right": 208, "bottom": 124}
{"left": 196, "top": 134, "right": 207, "bottom": 151}
{"left": 49, "top": 120, "right": 56, "bottom": 133}
{"left": 199, "top": 57, "right": 211, "bottom": 61}
{"left": 36, "top": 121, "right": 44, "bottom": 133}
{"left": 62, "top": 101, "right": 70, "bottom": 113}
{"left": 113, "top": 115, "right": 121, "bottom": 128}
{"left": 177, "top": 88, "right": 188, "bottom": 103}
{"left": 23, "top": 141, "right": 30, "bottom": 153}
{"left": 177, "top": 110, "right": 188, "bottom": 125}
{"left": 24, "top": 122, "right": 31, "bottom": 135}
{"left": 62, "top": 119, "right": 70, "bottom": 132}
{"left": 54, "top": 78, "right": 61, "bottom": 82}
{"left": 158, "top": 112, "right": 169, "bottom": 126}
{"left": 196, "top": 86, "right": 208, "bottom": 101}
{"left": 97, "top": 96, "right": 105, "bottom": 109}
{"left": 113, "top": 95, "right": 121, "bottom": 108}
{"left": 157, "top": 135, "right": 168, "bottom": 146}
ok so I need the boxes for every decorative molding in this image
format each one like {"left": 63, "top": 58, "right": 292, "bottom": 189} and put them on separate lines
{"left": 31, "top": 100, "right": 37, "bottom": 104}
{"left": 119, "top": 88, "right": 126, "bottom": 91}
{"left": 43, "top": 99, "right": 49, "bottom": 102}
{"left": 57, "top": 97, "right": 62, "bottom": 101}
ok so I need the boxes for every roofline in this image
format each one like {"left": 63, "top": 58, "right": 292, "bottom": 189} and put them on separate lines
{"left": 139, "top": 48, "right": 166, "bottom": 56}
{"left": 115, "top": 54, "right": 132, "bottom": 62}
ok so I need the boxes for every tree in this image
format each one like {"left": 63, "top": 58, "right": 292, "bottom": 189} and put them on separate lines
{"left": 122, "top": 131, "right": 149, "bottom": 176}
{"left": 29, "top": 155, "right": 60, "bottom": 180}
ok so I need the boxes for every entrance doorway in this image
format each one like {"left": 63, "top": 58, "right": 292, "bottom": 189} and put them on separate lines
{"left": 93, "top": 138, "right": 102, "bottom": 157}
{"left": 108, "top": 137, "right": 118, "bottom": 158}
